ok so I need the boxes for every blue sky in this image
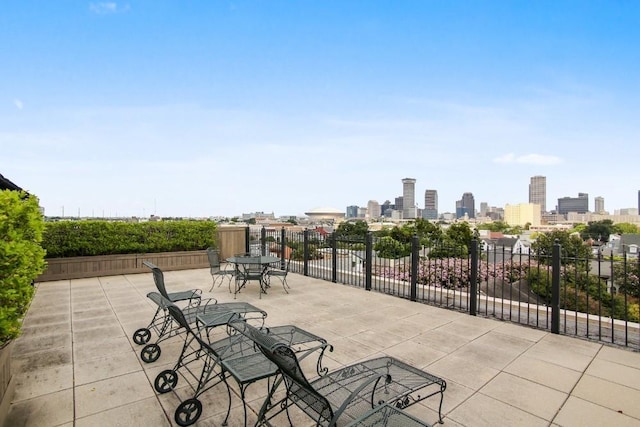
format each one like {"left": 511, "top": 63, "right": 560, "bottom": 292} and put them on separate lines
{"left": 2, "top": 1, "right": 639, "bottom": 218}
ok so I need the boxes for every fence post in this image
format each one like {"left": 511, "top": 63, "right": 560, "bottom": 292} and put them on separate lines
{"left": 331, "top": 233, "right": 337, "bottom": 283}
{"left": 244, "top": 226, "right": 250, "bottom": 255}
{"left": 280, "top": 227, "right": 286, "bottom": 269}
{"left": 260, "top": 226, "right": 267, "bottom": 256}
{"left": 365, "top": 232, "right": 373, "bottom": 291}
{"left": 303, "top": 228, "right": 309, "bottom": 277}
{"left": 551, "top": 240, "right": 561, "bottom": 334}
{"left": 470, "top": 238, "right": 478, "bottom": 316}
{"left": 410, "top": 234, "right": 419, "bottom": 301}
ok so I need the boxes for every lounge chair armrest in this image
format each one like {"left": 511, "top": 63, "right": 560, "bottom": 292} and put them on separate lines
{"left": 331, "top": 373, "right": 390, "bottom": 424}
{"left": 185, "top": 289, "right": 203, "bottom": 307}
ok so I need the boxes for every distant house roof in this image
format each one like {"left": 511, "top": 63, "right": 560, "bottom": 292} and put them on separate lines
{"left": 496, "top": 237, "right": 518, "bottom": 248}
{"left": 0, "top": 173, "right": 23, "bottom": 191}
{"left": 620, "top": 234, "right": 640, "bottom": 247}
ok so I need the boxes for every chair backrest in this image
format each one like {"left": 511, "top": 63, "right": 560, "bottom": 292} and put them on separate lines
{"left": 166, "top": 303, "right": 219, "bottom": 356}
{"left": 230, "top": 321, "right": 334, "bottom": 424}
{"left": 143, "top": 260, "right": 170, "bottom": 299}
{"left": 207, "top": 247, "right": 221, "bottom": 274}
{"left": 235, "top": 256, "right": 263, "bottom": 277}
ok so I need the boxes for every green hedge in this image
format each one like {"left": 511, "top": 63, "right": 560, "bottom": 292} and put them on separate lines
{"left": 1, "top": 190, "right": 46, "bottom": 345}
{"left": 42, "top": 220, "right": 217, "bottom": 258}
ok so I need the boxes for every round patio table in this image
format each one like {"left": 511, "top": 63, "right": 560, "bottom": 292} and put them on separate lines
{"left": 226, "top": 255, "right": 281, "bottom": 298}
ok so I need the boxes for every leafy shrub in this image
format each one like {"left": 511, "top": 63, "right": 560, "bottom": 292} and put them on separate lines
{"left": 1, "top": 191, "right": 46, "bottom": 345}
{"left": 42, "top": 220, "right": 217, "bottom": 258}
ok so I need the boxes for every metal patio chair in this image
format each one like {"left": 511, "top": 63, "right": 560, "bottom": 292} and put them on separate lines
{"left": 132, "top": 261, "right": 202, "bottom": 347}
{"left": 234, "top": 322, "right": 447, "bottom": 426}
{"left": 134, "top": 261, "right": 267, "bottom": 363}
{"left": 207, "top": 247, "right": 235, "bottom": 292}
{"left": 155, "top": 304, "right": 329, "bottom": 427}
{"left": 265, "top": 257, "right": 291, "bottom": 293}
{"left": 234, "top": 256, "right": 269, "bottom": 299}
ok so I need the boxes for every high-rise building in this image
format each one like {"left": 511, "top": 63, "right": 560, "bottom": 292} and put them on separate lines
{"left": 594, "top": 196, "right": 605, "bottom": 214}
{"left": 456, "top": 192, "right": 475, "bottom": 219}
{"left": 557, "top": 193, "right": 589, "bottom": 215}
{"left": 402, "top": 178, "right": 417, "bottom": 219}
{"left": 380, "top": 200, "right": 392, "bottom": 217}
{"left": 367, "top": 200, "right": 381, "bottom": 219}
{"left": 479, "top": 202, "right": 488, "bottom": 217}
{"left": 638, "top": 190, "right": 639, "bottom": 212}
{"left": 504, "top": 203, "right": 541, "bottom": 227}
{"left": 394, "top": 196, "right": 403, "bottom": 216}
{"left": 346, "top": 205, "right": 359, "bottom": 218}
{"left": 529, "top": 176, "right": 546, "bottom": 213}
{"left": 423, "top": 189, "right": 438, "bottom": 220}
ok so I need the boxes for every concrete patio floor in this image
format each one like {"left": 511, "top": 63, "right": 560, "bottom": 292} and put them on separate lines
{"left": 6, "top": 268, "right": 640, "bottom": 427}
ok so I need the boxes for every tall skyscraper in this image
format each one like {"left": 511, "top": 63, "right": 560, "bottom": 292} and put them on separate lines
{"left": 456, "top": 192, "right": 475, "bottom": 219}
{"left": 402, "top": 178, "right": 416, "bottom": 219}
{"left": 529, "top": 176, "right": 546, "bottom": 213}
{"left": 423, "top": 189, "right": 438, "bottom": 220}
{"left": 594, "top": 196, "right": 605, "bottom": 214}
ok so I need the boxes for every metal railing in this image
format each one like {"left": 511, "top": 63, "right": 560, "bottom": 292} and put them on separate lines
{"left": 248, "top": 227, "right": 640, "bottom": 350}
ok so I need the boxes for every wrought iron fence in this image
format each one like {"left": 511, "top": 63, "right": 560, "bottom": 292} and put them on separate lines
{"left": 247, "top": 227, "right": 640, "bottom": 350}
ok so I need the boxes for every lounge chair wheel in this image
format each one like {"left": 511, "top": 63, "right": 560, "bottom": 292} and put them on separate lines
{"left": 132, "top": 328, "right": 151, "bottom": 345}
{"left": 140, "top": 343, "right": 161, "bottom": 363}
{"left": 175, "top": 398, "right": 202, "bottom": 426}
{"left": 154, "top": 369, "right": 178, "bottom": 393}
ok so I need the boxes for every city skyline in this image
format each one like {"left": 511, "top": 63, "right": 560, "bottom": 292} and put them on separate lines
{"left": 2, "top": 2, "right": 640, "bottom": 218}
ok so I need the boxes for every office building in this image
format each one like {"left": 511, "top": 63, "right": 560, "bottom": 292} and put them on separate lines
{"left": 504, "top": 203, "right": 541, "bottom": 227}
{"left": 402, "top": 178, "right": 417, "bottom": 219}
{"left": 557, "top": 193, "right": 589, "bottom": 215}
{"left": 479, "top": 202, "right": 488, "bottom": 217}
{"left": 594, "top": 196, "right": 605, "bottom": 214}
{"left": 380, "top": 200, "right": 392, "bottom": 217}
{"left": 394, "top": 196, "right": 403, "bottom": 213}
{"left": 423, "top": 189, "right": 438, "bottom": 220}
{"left": 346, "top": 205, "right": 359, "bottom": 219}
{"left": 456, "top": 192, "right": 475, "bottom": 219}
{"left": 529, "top": 176, "right": 546, "bottom": 213}
{"left": 615, "top": 208, "right": 639, "bottom": 216}
{"left": 367, "top": 200, "right": 381, "bottom": 219}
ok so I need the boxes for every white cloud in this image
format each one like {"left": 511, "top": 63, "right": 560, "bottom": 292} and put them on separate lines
{"left": 89, "top": 2, "right": 129, "bottom": 14}
{"left": 13, "top": 99, "right": 23, "bottom": 110}
{"left": 493, "top": 153, "right": 561, "bottom": 165}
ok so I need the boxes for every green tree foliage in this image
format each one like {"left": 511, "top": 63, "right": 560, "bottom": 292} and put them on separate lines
{"left": 531, "top": 230, "right": 591, "bottom": 265}
{"left": 374, "top": 236, "right": 410, "bottom": 259}
{"left": 1, "top": 191, "right": 47, "bottom": 345}
{"left": 612, "top": 223, "right": 639, "bottom": 235}
{"left": 42, "top": 220, "right": 217, "bottom": 258}
{"left": 612, "top": 262, "right": 640, "bottom": 297}
{"left": 445, "top": 222, "right": 474, "bottom": 247}
{"left": 580, "top": 220, "right": 614, "bottom": 242}
{"left": 476, "top": 221, "right": 510, "bottom": 232}
{"left": 334, "top": 220, "right": 369, "bottom": 239}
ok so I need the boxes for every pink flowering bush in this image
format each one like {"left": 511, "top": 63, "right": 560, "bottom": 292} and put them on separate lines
{"left": 373, "top": 258, "right": 538, "bottom": 290}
